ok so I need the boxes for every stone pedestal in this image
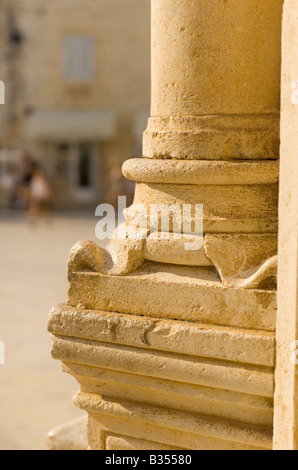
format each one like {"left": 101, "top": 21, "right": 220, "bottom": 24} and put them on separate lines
{"left": 48, "top": 0, "right": 283, "bottom": 450}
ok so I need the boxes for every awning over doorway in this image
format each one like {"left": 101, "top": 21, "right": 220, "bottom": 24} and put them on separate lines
{"left": 24, "top": 110, "right": 118, "bottom": 142}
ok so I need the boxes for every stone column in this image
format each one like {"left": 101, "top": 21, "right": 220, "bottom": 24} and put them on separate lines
{"left": 273, "top": 0, "right": 298, "bottom": 451}
{"left": 48, "top": 0, "right": 282, "bottom": 450}
{"left": 124, "top": 0, "right": 282, "bottom": 287}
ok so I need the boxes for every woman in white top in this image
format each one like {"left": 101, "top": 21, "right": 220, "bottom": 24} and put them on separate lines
{"left": 29, "top": 167, "right": 52, "bottom": 224}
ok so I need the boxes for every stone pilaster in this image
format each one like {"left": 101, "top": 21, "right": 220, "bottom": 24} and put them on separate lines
{"left": 48, "top": 0, "right": 283, "bottom": 450}
{"left": 273, "top": 0, "right": 298, "bottom": 451}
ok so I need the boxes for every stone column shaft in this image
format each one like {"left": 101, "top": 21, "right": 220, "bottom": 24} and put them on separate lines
{"left": 144, "top": 0, "right": 282, "bottom": 161}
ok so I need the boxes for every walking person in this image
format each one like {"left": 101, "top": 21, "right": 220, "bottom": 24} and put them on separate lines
{"left": 29, "top": 166, "right": 53, "bottom": 224}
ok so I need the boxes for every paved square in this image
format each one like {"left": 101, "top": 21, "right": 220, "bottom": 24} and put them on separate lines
{"left": 0, "top": 213, "right": 102, "bottom": 450}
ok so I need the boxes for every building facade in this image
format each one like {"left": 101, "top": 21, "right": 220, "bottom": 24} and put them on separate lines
{"left": 0, "top": 0, "right": 150, "bottom": 208}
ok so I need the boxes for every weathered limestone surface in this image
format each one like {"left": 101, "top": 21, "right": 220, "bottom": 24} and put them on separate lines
{"left": 67, "top": 264, "right": 277, "bottom": 331}
{"left": 48, "top": 0, "right": 283, "bottom": 450}
{"left": 273, "top": 0, "right": 298, "bottom": 451}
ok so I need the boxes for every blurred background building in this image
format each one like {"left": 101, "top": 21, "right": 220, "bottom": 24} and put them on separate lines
{"left": 0, "top": 0, "right": 150, "bottom": 210}
{"left": 0, "top": 0, "right": 151, "bottom": 450}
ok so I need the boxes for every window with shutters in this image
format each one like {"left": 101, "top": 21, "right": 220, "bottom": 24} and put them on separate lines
{"left": 63, "top": 35, "right": 95, "bottom": 82}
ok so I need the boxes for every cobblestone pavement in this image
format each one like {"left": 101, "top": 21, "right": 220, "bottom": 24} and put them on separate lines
{"left": 0, "top": 212, "right": 103, "bottom": 450}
